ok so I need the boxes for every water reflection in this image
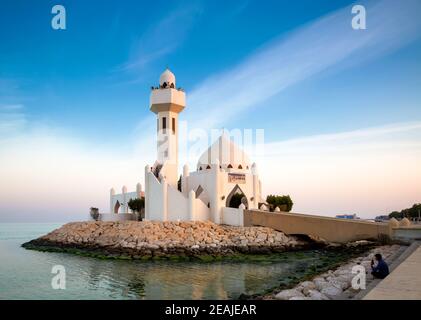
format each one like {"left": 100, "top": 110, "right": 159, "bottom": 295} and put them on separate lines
{"left": 79, "top": 256, "right": 320, "bottom": 299}
{"left": 1, "top": 229, "right": 339, "bottom": 300}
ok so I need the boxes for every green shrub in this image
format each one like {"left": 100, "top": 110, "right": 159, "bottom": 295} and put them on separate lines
{"left": 128, "top": 197, "right": 145, "bottom": 213}
{"left": 89, "top": 207, "right": 99, "bottom": 221}
{"left": 266, "top": 195, "right": 293, "bottom": 212}
{"left": 388, "top": 203, "right": 421, "bottom": 219}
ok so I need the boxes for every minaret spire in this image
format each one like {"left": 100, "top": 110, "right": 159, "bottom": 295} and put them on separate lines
{"left": 149, "top": 69, "right": 186, "bottom": 187}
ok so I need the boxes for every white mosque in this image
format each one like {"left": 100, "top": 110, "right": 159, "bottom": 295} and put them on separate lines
{"left": 107, "top": 69, "right": 263, "bottom": 226}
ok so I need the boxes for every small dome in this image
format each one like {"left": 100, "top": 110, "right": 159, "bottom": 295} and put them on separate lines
{"left": 389, "top": 217, "right": 399, "bottom": 228}
{"left": 197, "top": 132, "right": 251, "bottom": 170}
{"left": 259, "top": 204, "right": 268, "bottom": 211}
{"left": 159, "top": 68, "right": 176, "bottom": 88}
{"left": 400, "top": 217, "right": 411, "bottom": 227}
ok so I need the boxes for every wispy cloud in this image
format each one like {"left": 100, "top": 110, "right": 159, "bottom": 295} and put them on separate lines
{"left": 0, "top": 78, "right": 21, "bottom": 102}
{"left": 0, "top": 104, "right": 27, "bottom": 139}
{"left": 265, "top": 121, "right": 421, "bottom": 152}
{"left": 185, "top": 0, "right": 421, "bottom": 129}
{"left": 131, "top": 0, "right": 421, "bottom": 165}
{"left": 0, "top": 104, "right": 24, "bottom": 111}
{"left": 121, "top": 3, "right": 203, "bottom": 73}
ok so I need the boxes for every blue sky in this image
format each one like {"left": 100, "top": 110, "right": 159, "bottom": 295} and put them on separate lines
{"left": 1, "top": 0, "right": 421, "bottom": 222}
{"left": 1, "top": 0, "right": 420, "bottom": 141}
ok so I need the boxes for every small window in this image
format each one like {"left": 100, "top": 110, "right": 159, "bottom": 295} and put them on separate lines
{"left": 172, "top": 117, "right": 175, "bottom": 134}
{"left": 199, "top": 166, "right": 202, "bottom": 171}
{"left": 206, "top": 165, "right": 211, "bottom": 169}
{"left": 162, "top": 117, "right": 167, "bottom": 132}
{"left": 227, "top": 164, "right": 233, "bottom": 169}
{"left": 238, "top": 165, "right": 243, "bottom": 169}
{"left": 196, "top": 185, "right": 204, "bottom": 197}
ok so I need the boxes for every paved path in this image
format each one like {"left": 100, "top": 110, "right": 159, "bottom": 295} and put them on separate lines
{"left": 364, "top": 243, "right": 421, "bottom": 300}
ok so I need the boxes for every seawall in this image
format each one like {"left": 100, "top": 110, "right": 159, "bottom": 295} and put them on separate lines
{"left": 244, "top": 210, "right": 391, "bottom": 243}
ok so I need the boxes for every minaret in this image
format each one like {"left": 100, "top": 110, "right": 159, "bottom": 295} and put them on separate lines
{"left": 150, "top": 68, "right": 185, "bottom": 187}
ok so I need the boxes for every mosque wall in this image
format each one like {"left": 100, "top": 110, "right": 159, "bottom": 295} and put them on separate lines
{"left": 147, "top": 172, "right": 165, "bottom": 221}
{"left": 167, "top": 184, "right": 189, "bottom": 221}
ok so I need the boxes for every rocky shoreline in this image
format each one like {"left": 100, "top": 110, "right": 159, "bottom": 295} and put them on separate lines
{"left": 266, "top": 244, "right": 403, "bottom": 300}
{"left": 22, "top": 221, "right": 319, "bottom": 260}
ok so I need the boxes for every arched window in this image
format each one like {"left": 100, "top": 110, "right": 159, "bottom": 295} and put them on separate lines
{"left": 226, "top": 185, "right": 248, "bottom": 209}
{"left": 227, "top": 164, "right": 233, "bottom": 168}
{"left": 238, "top": 165, "right": 243, "bottom": 169}
{"left": 170, "top": 83, "right": 175, "bottom": 88}
{"left": 246, "top": 166, "right": 249, "bottom": 169}
{"left": 114, "top": 200, "right": 120, "bottom": 214}
{"left": 206, "top": 165, "right": 211, "bottom": 169}
{"left": 199, "top": 166, "right": 202, "bottom": 171}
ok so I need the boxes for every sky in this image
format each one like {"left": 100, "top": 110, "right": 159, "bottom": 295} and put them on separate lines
{"left": 0, "top": 0, "right": 420, "bottom": 222}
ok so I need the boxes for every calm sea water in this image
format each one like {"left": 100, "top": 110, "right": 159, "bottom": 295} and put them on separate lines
{"left": 0, "top": 223, "right": 340, "bottom": 300}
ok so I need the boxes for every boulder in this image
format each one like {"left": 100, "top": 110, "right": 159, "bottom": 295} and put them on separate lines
{"left": 275, "top": 289, "right": 304, "bottom": 300}
{"left": 327, "top": 279, "right": 349, "bottom": 290}
{"left": 289, "top": 296, "right": 312, "bottom": 300}
{"left": 313, "top": 277, "right": 328, "bottom": 291}
{"left": 298, "top": 281, "right": 316, "bottom": 295}
{"left": 320, "top": 285, "right": 343, "bottom": 298}
{"left": 307, "top": 289, "right": 330, "bottom": 300}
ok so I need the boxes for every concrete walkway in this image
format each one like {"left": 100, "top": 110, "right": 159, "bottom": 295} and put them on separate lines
{"left": 364, "top": 242, "right": 421, "bottom": 300}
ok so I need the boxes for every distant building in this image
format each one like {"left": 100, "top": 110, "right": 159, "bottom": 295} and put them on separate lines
{"left": 375, "top": 215, "right": 390, "bottom": 222}
{"left": 336, "top": 214, "right": 358, "bottom": 219}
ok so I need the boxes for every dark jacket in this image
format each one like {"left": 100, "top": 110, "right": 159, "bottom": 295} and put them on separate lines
{"left": 372, "top": 259, "right": 389, "bottom": 278}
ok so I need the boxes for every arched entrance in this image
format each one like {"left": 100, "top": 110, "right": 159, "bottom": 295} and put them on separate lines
{"left": 114, "top": 200, "right": 121, "bottom": 213}
{"left": 226, "top": 185, "right": 248, "bottom": 209}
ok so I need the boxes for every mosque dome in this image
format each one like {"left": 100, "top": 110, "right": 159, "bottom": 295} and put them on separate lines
{"left": 197, "top": 133, "right": 251, "bottom": 170}
{"left": 159, "top": 68, "right": 176, "bottom": 88}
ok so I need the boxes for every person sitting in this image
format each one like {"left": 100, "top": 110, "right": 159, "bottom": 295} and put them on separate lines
{"left": 371, "top": 253, "right": 389, "bottom": 279}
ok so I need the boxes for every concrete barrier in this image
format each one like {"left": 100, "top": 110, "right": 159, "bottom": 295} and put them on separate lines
{"left": 244, "top": 210, "right": 391, "bottom": 243}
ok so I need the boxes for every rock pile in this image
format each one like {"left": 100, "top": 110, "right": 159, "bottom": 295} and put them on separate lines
{"left": 273, "top": 244, "right": 402, "bottom": 300}
{"left": 23, "top": 220, "right": 309, "bottom": 259}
